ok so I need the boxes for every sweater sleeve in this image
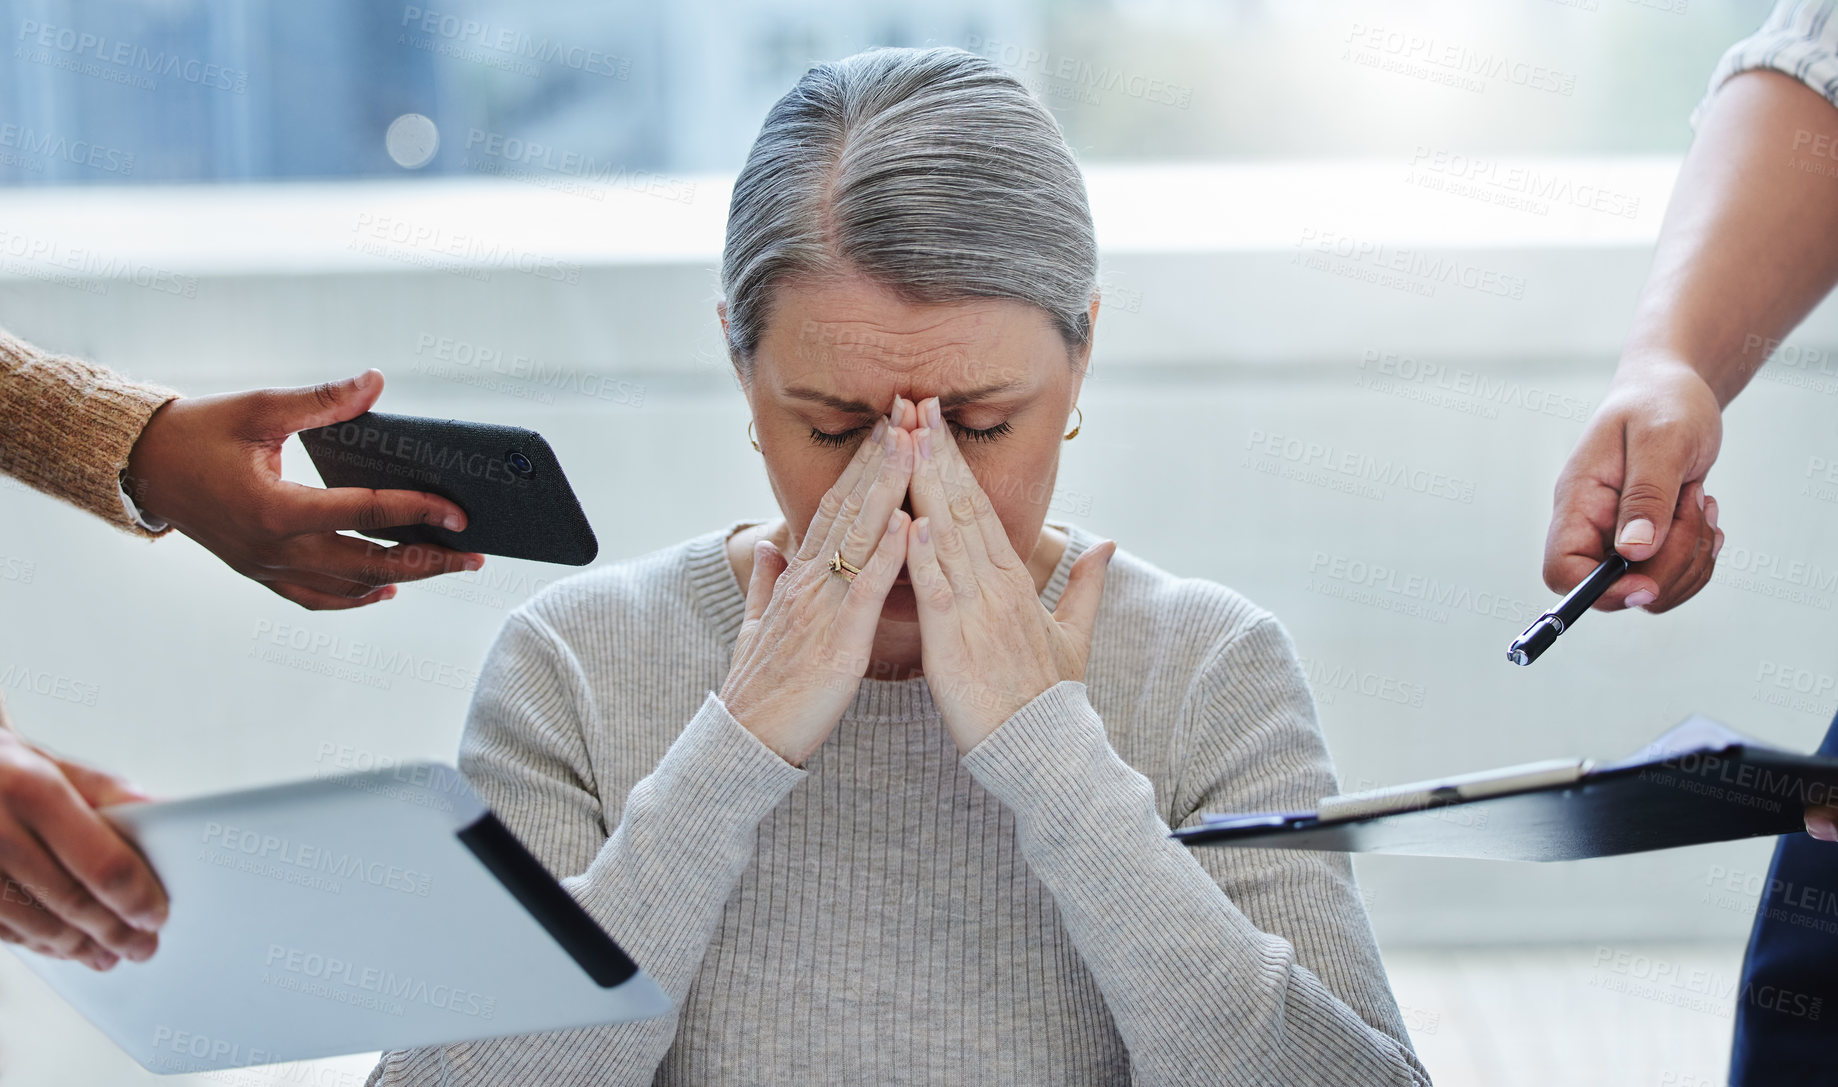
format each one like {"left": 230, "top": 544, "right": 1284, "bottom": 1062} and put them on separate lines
{"left": 366, "top": 607, "right": 806, "bottom": 1087}
{"left": 0, "top": 324, "right": 178, "bottom": 535}
{"left": 957, "top": 618, "right": 1431, "bottom": 1087}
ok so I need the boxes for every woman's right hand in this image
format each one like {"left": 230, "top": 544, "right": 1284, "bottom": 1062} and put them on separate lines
{"left": 720, "top": 405, "right": 914, "bottom": 767}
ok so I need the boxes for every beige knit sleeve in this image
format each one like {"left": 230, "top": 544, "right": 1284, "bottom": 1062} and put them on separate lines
{"left": 959, "top": 619, "right": 1432, "bottom": 1086}
{"left": 368, "top": 606, "right": 807, "bottom": 1087}
{"left": 0, "top": 324, "right": 180, "bottom": 536}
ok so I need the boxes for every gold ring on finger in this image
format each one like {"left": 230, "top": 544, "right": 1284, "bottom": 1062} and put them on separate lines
{"left": 828, "top": 549, "right": 862, "bottom": 582}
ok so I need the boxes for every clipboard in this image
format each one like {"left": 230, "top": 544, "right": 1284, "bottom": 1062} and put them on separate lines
{"left": 1170, "top": 716, "right": 1838, "bottom": 862}
{"left": 9, "top": 762, "right": 670, "bottom": 1073}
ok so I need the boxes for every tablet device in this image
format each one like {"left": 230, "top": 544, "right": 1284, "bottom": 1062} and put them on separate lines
{"left": 300, "top": 411, "right": 598, "bottom": 565}
{"left": 9, "top": 762, "right": 669, "bottom": 1073}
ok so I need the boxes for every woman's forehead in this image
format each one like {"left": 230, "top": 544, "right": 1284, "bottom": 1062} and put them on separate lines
{"left": 758, "top": 279, "right": 1061, "bottom": 400}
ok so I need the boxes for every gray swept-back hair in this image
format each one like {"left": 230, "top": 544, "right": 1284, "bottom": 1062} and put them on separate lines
{"left": 718, "top": 46, "right": 1098, "bottom": 382}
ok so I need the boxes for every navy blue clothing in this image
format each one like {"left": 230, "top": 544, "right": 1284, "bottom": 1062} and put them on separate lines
{"left": 1730, "top": 710, "right": 1838, "bottom": 1084}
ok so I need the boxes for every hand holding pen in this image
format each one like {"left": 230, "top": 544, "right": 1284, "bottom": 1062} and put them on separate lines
{"left": 1518, "top": 458, "right": 1721, "bottom": 664}
{"left": 1541, "top": 369, "right": 1724, "bottom": 614}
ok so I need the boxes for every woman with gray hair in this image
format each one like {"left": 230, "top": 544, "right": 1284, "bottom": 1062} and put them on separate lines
{"left": 369, "top": 46, "right": 1430, "bottom": 1086}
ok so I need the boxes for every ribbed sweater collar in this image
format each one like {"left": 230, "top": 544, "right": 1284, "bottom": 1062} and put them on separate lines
{"left": 684, "top": 517, "right": 1093, "bottom": 721}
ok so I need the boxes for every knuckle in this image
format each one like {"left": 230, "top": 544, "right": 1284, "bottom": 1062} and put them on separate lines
{"left": 348, "top": 560, "right": 394, "bottom": 591}
{"left": 1617, "top": 479, "right": 1672, "bottom": 511}
{"left": 5, "top": 766, "right": 59, "bottom": 818}
{"left": 312, "top": 380, "right": 345, "bottom": 412}
{"left": 349, "top": 498, "right": 392, "bottom": 533}
{"left": 91, "top": 853, "right": 144, "bottom": 901}
{"left": 920, "top": 575, "right": 955, "bottom": 611}
{"left": 815, "top": 490, "right": 844, "bottom": 521}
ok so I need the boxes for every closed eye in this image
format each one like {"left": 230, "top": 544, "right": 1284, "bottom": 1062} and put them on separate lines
{"left": 808, "top": 426, "right": 867, "bottom": 449}
{"left": 950, "top": 419, "right": 1012, "bottom": 443}
{"left": 808, "top": 418, "right": 1013, "bottom": 448}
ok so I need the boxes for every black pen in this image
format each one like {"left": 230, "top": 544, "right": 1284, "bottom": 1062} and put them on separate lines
{"left": 1507, "top": 551, "right": 1631, "bottom": 666}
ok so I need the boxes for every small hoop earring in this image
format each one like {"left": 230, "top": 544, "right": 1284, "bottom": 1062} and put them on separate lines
{"left": 1063, "top": 404, "right": 1082, "bottom": 441}
{"left": 747, "top": 419, "right": 760, "bottom": 453}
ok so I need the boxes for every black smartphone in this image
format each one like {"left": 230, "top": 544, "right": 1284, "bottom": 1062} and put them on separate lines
{"left": 299, "top": 410, "right": 598, "bottom": 566}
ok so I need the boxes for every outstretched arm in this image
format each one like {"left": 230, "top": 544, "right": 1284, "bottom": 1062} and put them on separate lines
{"left": 1544, "top": 67, "right": 1838, "bottom": 612}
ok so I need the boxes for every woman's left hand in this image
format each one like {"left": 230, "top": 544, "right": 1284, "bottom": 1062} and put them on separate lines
{"left": 903, "top": 396, "right": 1116, "bottom": 753}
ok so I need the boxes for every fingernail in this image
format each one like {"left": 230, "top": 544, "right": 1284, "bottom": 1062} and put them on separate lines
{"left": 1696, "top": 489, "right": 1706, "bottom": 510}
{"left": 1705, "top": 500, "right": 1719, "bottom": 531}
{"left": 917, "top": 517, "right": 931, "bottom": 544}
{"left": 927, "top": 398, "right": 942, "bottom": 428}
{"left": 918, "top": 427, "right": 933, "bottom": 460}
{"left": 1809, "top": 812, "right": 1838, "bottom": 841}
{"left": 1713, "top": 535, "right": 1724, "bottom": 559}
{"left": 465, "top": 555, "right": 484, "bottom": 571}
{"left": 1617, "top": 518, "right": 1654, "bottom": 548}
{"left": 871, "top": 417, "right": 887, "bottom": 443}
{"left": 891, "top": 396, "right": 904, "bottom": 427}
{"left": 1625, "top": 589, "right": 1657, "bottom": 608}
{"left": 442, "top": 513, "right": 465, "bottom": 531}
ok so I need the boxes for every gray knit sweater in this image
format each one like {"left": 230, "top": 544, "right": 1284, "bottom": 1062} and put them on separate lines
{"left": 366, "top": 518, "right": 1431, "bottom": 1086}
